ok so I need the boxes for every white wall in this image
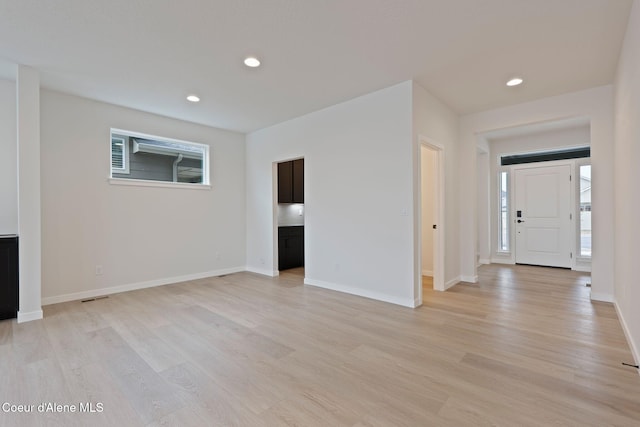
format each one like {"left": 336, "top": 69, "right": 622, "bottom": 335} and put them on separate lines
{"left": 489, "top": 125, "right": 590, "bottom": 156}
{"left": 459, "top": 86, "right": 615, "bottom": 301}
{"left": 0, "top": 78, "right": 17, "bottom": 234}
{"left": 613, "top": 0, "right": 640, "bottom": 364}
{"left": 476, "top": 150, "right": 490, "bottom": 264}
{"left": 420, "top": 146, "right": 436, "bottom": 275}
{"left": 412, "top": 83, "right": 461, "bottom": 290}
{"left": 247, "top": 82, "right": 417, "bottom": 306}
{"left": 486, "top": 125, "right": 591, "bottom": 263}
{"left": 412, "top": 82, "right": 460, "bottom": 293}
{"left": 17, "top": 66, "right": 43, "bottom": 322}
{"left": 40, "top": 90, "right": 246, "bottom": 303}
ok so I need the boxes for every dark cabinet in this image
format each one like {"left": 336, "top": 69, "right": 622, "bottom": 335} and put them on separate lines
{"left": 278, "top": 159, "right": 304, "bottom": 203}
{"left": 0, "top": 236, "right": 18, "bottom": 321}
{"left": 277, "top": 161, "right": 293, "bottom": 203}
{"left": 292, "top": 159, "right": 304, "bottom": 203}
{"left": 278, "top": 226, "right": 304, "bottom": 270}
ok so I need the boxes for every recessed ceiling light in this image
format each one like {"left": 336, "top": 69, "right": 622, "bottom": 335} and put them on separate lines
{"left": 244, "top": 57, "right": 261, "bottom": 68}
{"left": 186, "top": 95, "right": 200, "bottom": 102}
{"left": 506, "top": 77, "right": 524, "bottom": 87}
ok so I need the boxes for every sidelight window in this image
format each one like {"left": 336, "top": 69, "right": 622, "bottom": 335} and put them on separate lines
{"left": 498, "top": 170, "right": 509, "bottom": 252}
{"left": 579, "top": 164, "right": 592, "bottom": 257}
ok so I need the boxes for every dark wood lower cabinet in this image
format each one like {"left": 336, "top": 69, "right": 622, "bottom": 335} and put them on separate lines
{"left": 278, "top": 226, "right": 304, "bottom": 270}
{"left": 0, "top": 236, "right": 18, "bottom": 321}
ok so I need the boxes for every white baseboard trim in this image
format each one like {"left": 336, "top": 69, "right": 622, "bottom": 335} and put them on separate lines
{"left": 444, "top": 276, "right": 460, "bottom": 290}
{"left": 572, "top": 265, "right": 592, "bottom": 273}
{"left": 421, "top": 269, "right": 433, "bottom": 277}
{"left": 42, "top": 266, "right": 245, "bottom": 306}
{"left": 304, "top": 278, "right": 415, "bottom": 308}
{"left": 478, "top": 259, "right": 491, "bottom": 265}
{"left": 245, "top": 266, "right": 279, "bottom": 277}
{"left": 614, "top": 300, "right": 640, "bottom": 376}
{"left": 590, "top": 292, "right": 614, "bottom": 303}
{"left": 18, "top": 310, "right": 43, "bottom": 323}
{"left": 460, "top": 275, "right": 478, "bottom": 283}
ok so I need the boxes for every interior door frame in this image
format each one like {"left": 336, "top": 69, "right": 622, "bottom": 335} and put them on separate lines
{"left": 417, "top": 137, "right": 445, "bottom": 306}
{"left": 511, "top": 159, "right": 576, "bottom": 268}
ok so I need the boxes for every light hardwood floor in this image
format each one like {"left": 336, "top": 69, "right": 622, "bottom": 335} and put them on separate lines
{"left": 1, "top": 264, "right": 639, "bottom": 426}
{"left": 422, "top": 275, "right": 433, "bottom": 290}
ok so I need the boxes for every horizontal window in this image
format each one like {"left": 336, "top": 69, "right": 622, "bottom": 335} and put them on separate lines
{"left": 501, "top": 146, "right": 590, "bottom": 166}
{"left": 110, "top": 129, "right": 209, "bottom": 186}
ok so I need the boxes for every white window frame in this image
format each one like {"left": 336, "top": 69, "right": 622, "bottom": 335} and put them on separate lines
{"left": 576, "top": 159, "right": 592, "bottom": 261}
{"left": 497, "top": 168, "right": 511, "bottom": 254}
{"left": 111, "top": 135, "right": 130, "bottom": 175}
{"left": 108, "top": 128, "right": 211, "bottom": 189}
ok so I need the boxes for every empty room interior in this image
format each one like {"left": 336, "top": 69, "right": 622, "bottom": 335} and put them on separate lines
{"left": 1, "top": 1, "right": 640, "bottom": 425}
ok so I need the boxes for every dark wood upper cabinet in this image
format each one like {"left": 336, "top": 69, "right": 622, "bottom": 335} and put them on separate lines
{"left": 278, "top": 159, "right": 304, "bottom": 203}
{"left": 277, "top": 161, "right": 293, "bottom": 203}
{"left": 292, "top": 159, "right": 304, "bottom": 203}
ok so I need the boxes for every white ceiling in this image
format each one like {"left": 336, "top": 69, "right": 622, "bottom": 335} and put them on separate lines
{"left": 0, "top": 0, "right": 632, "bottom": 133}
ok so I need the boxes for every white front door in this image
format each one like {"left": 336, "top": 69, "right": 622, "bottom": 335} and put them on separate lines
{"left": 514, "top": 164, "right": 572, "bottom": 268}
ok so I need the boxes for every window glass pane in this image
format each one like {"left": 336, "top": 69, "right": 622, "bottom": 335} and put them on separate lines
{"left": 110, "top": 130, "right": 207, "bottom": 185}
{"left": 580, "top": 165, "right": 591, "bottom": 257}
{"left": 111, "top": 137, "right": 125, "bottom": 170}
{"left": 499, "top": 171, "right": 509, "bottom": 251}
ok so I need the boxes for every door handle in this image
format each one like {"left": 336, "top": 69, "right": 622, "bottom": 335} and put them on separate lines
{"left": 517, "top": 219, "right": 525, "bottom": 223}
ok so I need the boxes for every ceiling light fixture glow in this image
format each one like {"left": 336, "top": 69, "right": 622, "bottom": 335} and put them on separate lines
{"left": 506, "top": 77, "right": 524, "bottom": 87}
{"left": 186, "top": 95, "right": 200, "bottom": 102}
{"left": 244, "top": 57, "right": 261, "bottom": 67}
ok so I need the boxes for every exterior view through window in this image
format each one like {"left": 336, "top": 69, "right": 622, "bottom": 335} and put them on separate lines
{"left": 110, "top": 130, "right": 208, "bottom": 185}
{"left": 498, "top": 171, "right": 509, "bottom": 251}
{"left": 579, "top": 164, "right": 592, "bottom": 257}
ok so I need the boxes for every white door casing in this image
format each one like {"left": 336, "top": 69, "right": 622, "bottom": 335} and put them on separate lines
{"left": 417, "top": 137, "right": 445, "bottom": 307}
{"left": 514, "top": 164, "right": 572, "bottom": 268}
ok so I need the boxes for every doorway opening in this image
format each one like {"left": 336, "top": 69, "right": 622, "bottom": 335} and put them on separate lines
{"left": 274, "top": 158, "right": 305, "bottom": 276}
{"left": 476, "top": 117, "right": 593, "bottom": 274}
{"left": 493, "top": 155, "right": 592, "bottom": 272}
{"left": 418, "top": 139, "right": 445, "bottom": 304}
